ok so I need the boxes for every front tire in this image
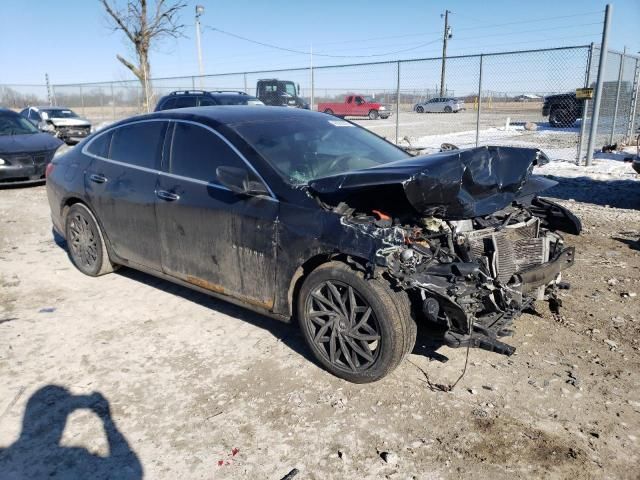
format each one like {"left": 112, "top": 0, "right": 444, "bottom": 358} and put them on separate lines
{"left": 65, "top": 203, "right": 116, "bottom": 277}
{"left": 368, "top": 110, "right": 379, "bottom": 120}
{"left": 297, "top": 262, "right": 416, "bottom": 383}
{"left": 444, "top": 106, "right": 453, "bottom": 113}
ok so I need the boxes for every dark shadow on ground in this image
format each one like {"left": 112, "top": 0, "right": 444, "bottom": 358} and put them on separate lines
{"left": 0, "top": 180, "right": 45, "bottom": 190}
{"left": 0, "top": 385, "right": 142, "bottom": 480}
{"left": 117, "top": 267, "right": 319, "bottom": 365}
{"left": 543, "top": 175, "right": 640, "bottom": 209}
{"left": 612, "top": 235, "right": 640, "bottom": 252}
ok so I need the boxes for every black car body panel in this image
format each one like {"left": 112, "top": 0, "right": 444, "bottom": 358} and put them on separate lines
{"left": 47, "top": 106, "right": 579, "bottom": 357}
{"left": 0, "top": 110, "right": 64, "bottom": 184}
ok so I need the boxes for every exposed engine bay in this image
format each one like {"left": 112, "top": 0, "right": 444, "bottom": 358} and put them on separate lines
{"left": 309, "top": 146, "right": 581, "bottom": 355}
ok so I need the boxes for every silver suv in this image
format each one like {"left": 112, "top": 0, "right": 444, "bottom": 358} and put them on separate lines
{"left": 414, "top": 97, "right": 464, "bottom": 113}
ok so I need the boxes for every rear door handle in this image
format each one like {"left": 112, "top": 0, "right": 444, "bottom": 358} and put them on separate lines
{"left": 156, "top": 190, "right": 180, "bottom": 201}
{"left": 89, "top": 174, "right": 107, "bottom": 184}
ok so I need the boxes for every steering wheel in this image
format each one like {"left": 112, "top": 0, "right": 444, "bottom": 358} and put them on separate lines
{"left": 323, "top": 154, "right": 354, "bottom": 176}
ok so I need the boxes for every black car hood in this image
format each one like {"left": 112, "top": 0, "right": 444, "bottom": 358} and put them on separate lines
{"left": 0, "top": 133, "right": 63, "bottom": 154}
{"left": 308, "top": 146, "right": 553, "bottom": 219}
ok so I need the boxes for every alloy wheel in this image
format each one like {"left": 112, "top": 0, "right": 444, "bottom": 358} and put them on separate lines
{"left": 305, "top": 280, "right": 381, "bottom": 372}
{"left": 68, "top": 213, "right": 99, "bottom": 269}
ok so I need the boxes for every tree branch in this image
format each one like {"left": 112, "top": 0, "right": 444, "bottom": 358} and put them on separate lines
{"left": 99, "top": 0, "right": 136, "bottom": 44}
{"left": 116, "top": 54, "right": 143, "bottom": 81}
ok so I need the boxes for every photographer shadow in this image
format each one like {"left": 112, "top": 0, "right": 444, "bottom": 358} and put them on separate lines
{"left": 0, "top": 385, "right": 142, "bottom": 480}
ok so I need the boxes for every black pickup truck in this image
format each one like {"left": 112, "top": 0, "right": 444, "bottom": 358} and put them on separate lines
{"left": 542, "top": 93, "right": 584, "bottom": 128}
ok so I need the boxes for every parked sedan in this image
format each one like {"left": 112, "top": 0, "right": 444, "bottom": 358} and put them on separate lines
{"left": 0, "top": 108, "right": 64, "bottom": 185}
{"left": 414, "top": 97, "right": 464, "bottom": 113}
{"left": 47, "top": 107, "right": 579, "bottom": 382}
{"left": 20, "top": 106, "right": 92, "bottom": 144}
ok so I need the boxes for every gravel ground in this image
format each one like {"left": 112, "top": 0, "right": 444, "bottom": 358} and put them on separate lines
{"left": 0, "top": 183, "right": 639, "bottom": 480}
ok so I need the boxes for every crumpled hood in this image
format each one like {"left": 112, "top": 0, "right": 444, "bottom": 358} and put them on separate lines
{"left": 309, "top": 146, "right": 554, "bottom": 219}
{"left": 48, "top": 117, "right": 91, "bottom": 127}
{"left": 0, "top": 133, "right": 64, "bottom": 155}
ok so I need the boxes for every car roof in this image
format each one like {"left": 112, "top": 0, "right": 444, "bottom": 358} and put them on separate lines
{"left": 31, "top": 106, "right": 74, "bottom": 110}
{"left": 126, "top": 105, "right": 326, "bottom": 126}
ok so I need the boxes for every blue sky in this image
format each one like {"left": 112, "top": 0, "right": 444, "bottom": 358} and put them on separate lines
{"left": 0, "top": 0, "right": 638, "bottom": 85}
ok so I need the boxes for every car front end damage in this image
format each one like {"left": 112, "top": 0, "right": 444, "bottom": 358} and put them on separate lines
{"left": 309, "top": 145, "right": 581, "bottom": 356}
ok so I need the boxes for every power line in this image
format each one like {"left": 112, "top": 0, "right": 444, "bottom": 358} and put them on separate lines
{"left": 205, "top": 26, "right": 442, "bottom": 58}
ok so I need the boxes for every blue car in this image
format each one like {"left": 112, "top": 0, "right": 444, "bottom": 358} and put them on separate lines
{"left": 0, "top": 108, "right": 64, "bottom": 185}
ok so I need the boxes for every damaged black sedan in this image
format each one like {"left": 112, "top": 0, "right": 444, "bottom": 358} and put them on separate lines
{"left": 46, "top": 107, "right": 580, "bottom": 383}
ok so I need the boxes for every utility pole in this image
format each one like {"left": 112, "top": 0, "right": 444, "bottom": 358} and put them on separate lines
{"left": 439, "top": 10, "right": 452, "bottom": 97}
{"left": 45, "top": 73, "right": 52, "bottom": 106}
{"left": 195, "top": 5, "right": 205, "bottom": 87}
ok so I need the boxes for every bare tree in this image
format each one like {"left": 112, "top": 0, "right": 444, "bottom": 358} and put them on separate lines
{"left": 99, "top": 0, "right": 186, "bottom": 110}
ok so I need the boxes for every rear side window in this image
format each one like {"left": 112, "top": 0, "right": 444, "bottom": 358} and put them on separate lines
{"left": 86, "top": 130, "right": 113, "bottom": 158}
{"left": 170, "top": 122, "right": 246, "bottom": 182}
{"left": 199, "top": 97, "right": 218, "bottom": 106}
{"left": 159, "top": 98, "right": 177, "bottom": 110}
{"left": 173, "top": 96, "right": 197, "bottom": 109}
{"left": 109, "top": 121, "right": 166, "bottom": 169}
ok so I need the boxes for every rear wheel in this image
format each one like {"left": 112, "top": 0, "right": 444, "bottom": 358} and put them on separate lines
{"left": 297, "top": 261, "right": 416, "bottom": 383}
{"left": 368, "top": 110, "right": 379, "bottom": 120}
{"left": 444, "top": 106, "right": 453, "bottom": 113}
{"left": 64, "top": 203, "right": 116, "bottom": 277}
{"left": 416, "top": 106, "right": 424, "bottom": 113}
{"left": 324, "top": 108, "right": 334, "bottom": 115}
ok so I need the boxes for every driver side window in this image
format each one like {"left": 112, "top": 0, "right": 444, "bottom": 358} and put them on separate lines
{"left": 169, "top": 122, "right": 249, "bottom": 184}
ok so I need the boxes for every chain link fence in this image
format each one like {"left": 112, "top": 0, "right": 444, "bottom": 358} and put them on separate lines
{"left": 2, "top": 45, "right": 639, "bottom": 163}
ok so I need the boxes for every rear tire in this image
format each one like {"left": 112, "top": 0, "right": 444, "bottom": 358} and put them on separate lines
{"left": 368, "top": 110, "right": 379, "bottom": 120}
{"left": 297, "top": 261, "right": 416, "bottom": 383}
{"left": 324, "top": 108, "right": 334, "bottom": 115}
{"left": 64, "top": 203, "right": 116, "bottom": 277}
{"left": 416, "top": 106, "right": 424, "bottom": 113}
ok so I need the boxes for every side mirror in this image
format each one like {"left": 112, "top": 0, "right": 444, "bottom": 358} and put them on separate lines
{"left": 216, "top": 166, "right": 269, "bottom": 196}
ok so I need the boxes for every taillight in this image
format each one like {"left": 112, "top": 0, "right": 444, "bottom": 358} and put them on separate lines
{"left": 45, "top": 162, "right": 55, "bottom": 178}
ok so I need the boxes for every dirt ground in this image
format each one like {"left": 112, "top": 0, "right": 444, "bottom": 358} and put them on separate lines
{"left": 1, "top": 182, "right": 639, "bottom": 480}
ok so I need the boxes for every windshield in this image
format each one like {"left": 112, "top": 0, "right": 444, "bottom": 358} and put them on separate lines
{"left": 280, "top": 82, "right": 297, "bottom": 97}
{"left": 41, "top": 108, "right": 78, "bottom": 119}
{"left": 363, "top": 96, "right": 376, "bottom": 103}
{"left": 232, "top": 115, "right": 409, "bottom": 185}
{"left": 0, "top": 113, "right": 39, "bottom": 136}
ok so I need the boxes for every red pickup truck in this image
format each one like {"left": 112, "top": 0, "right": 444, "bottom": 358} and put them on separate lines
{"left": 318, "top": 95, "right": 391, "bottom": 120}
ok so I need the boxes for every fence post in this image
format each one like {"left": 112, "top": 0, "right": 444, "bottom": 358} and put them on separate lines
{"left": 192, "top": 76, "right": 196, "bottom": 89}
{"left": 475, "top": 54, "right": 484, "bottom": 147}
{"left": 110, "top": 83, "right": 116, "bottom": 122}
{"left": 626, "top": 58, "right": 640, "bottom": 142}
{"left": 609, "top": 47, "right": 626, "bottom": 145}
{"left": 586, "top": 3, "right": 612, "bottom": 167}
{"left": 395, "top": 61, "right": 400, "bottom": 143}
{"left": 80, "top": 85, "right": 85, "bottom": 116}
{"left": 243, "top": 73, "right": 248, "bottom": 93}
{"left": 577, "top": 43, "right": 594, "bottom": 164}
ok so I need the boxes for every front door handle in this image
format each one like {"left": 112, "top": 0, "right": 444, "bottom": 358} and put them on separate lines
{"left": 89, "top": 173, "right": 107, "bottom": 184}
{"left": 156, "top": 190, "right": 180, "bottom": 201}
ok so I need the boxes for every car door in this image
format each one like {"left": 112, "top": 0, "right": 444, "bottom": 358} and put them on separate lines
{"left": 354, "top": 96, "right": 366, "bottom": 116}
{"left": 344, "top": 96, "right": 355, "bottom": 116}
{"left": 424, "top": 99, "right": 438, "bottom": 113}
{"left": 84, "top": 119, "right": 168, "bottom": 270}
{"left": 155, "top": 120, "right": 279, "bottom": 309}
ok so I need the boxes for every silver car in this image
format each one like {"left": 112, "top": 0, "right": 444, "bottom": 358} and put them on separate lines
{"left": 414, "top": 97, "right": 464, "bottom": 113}
{"left": 20, "top": 106, "right": 92, "bottom": 144}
